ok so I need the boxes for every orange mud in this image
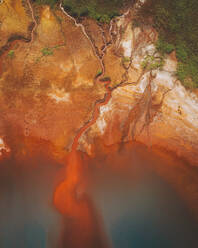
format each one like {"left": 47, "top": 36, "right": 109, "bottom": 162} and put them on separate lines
{"left": 53, "top": 79, "right": 112, "bottom": 247}
{"left": 53, "top": 81, "right": 111, "bottom": 247}
{"left": 1, "top": 2, "right": 198, "bottom": 246}
{"left": 72, "top": 81, "right": 112, "bottom": 151}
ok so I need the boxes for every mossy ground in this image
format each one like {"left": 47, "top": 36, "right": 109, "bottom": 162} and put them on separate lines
{"left": 34, "top": 0, "right": 131, "bottom": 23}
{"left": 138, "top": 0, "right": 198, "bottom": 88}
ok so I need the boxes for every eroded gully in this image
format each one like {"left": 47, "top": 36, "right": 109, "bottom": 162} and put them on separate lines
{"left": 53, "top": 3, "right": 134, "bottom": 219}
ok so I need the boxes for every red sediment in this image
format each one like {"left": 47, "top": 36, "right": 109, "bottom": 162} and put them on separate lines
{"left": 53, "top": 80, "right": 113, "bottom": 246}
{"left": 0, "top": 0, "right": 37, "bottom": 76}
{"left": 72, "top": 80, "right": 112, "bottom": 151}
{"left": 54, "top": 80, "right": 112, "bottom": 217}
{"left": 53, "top": 6, "right": 117, "bottom": 243}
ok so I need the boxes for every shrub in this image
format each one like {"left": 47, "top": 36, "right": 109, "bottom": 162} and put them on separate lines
{"left": 156, "top": 39, "right": 175, "bottom": 54}
{"left": 176, "top": 62, "right": 187, "bottom": 82}
{"left": 141, "top": 55, "right": 164, "bottom": 70}
{"left": 62, "top": 0, "right": 131, "bottom": 23}
{"left": 138, "top": 0, "right": 198, "bottom": 87}
{"left": 34, "top": 0, "right": 57, "bottom": 8}
{"left": 41, "top": 47, "right": 53, "bottom": 56}
{"left": 122, "top": 56, "right": 131, "bottom": 63}
{"left": 99, "top": 15, "right": 111, "bottom": 24}
{"left": 96, "top": 70, "right": 102, "bottom": 77}
{"left": 175, "top": 43, "right": 188, "bottom": 63}
{"left": 35, "top": 0, "right": 131, "bottom": 22}
{"left": 8, "top": 50, "right": 14, "bottom": 58}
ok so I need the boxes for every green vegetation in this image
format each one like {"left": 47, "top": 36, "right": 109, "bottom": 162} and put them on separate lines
{"left": 63, "top": 0, "right": 130, "bottom": 23}
{"left": 36, "top": 44, "right": 65, "bottom": 63}
{"left": 56, "top": 15, "right": 63, "bottom": 23}
{"left": 34, "top": 0, "right": 131, "bottom": 22}
{"left": 34, "top": 0, "right": 57, "bottom": 8}
{"left": 41, "top": 47, "right": 54, "bottom": 56}
{"left": 138, "top": 0, "right": 198, "bottom": 88}
{"left": 96, "top": 70, "right": 102, "bottom": 77}
{"left": 8, "top": 50, "right": 14, "bottom": 58}
{"left": 141, "top": 55, "right": 164, "bottom": 71}
{"left": 122, "top": 56, "right": 131, "bottom": 63}
{"left": 41, "top": 45, "right": 65, "bottom": 56}
{"left": 156, "top": 39, "right": 174, "bottom": 55}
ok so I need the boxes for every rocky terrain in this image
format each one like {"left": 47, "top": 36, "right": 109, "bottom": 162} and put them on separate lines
{"left": 0, "top": 0, "right": 198, "bottom": 222}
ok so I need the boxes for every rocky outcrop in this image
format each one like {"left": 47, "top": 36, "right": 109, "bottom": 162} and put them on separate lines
{"left": 0, "top": 0, "right": 197, "bottom": 168}
{"left": 0, "top": 1, "right": 104, "bottom": 160}
{"left": 79, "top": 18, "right": 198, "bottom": 166}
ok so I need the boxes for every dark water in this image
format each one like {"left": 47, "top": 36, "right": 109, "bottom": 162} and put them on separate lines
{"left": 0, "top": 150, "right": 198, "bottom": 248}
{"left": 87, "top": 147, "right": 198, "bottom": 248}
{"left": 0, "top": 157, "right": 62, "bottom": 248}
{"left": 91, "top": 173, "right": 198, "bottom": 248}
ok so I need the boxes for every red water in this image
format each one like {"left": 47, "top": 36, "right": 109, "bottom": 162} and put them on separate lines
{"left": 54, "top": 80, "right": 112, "bottom": 211}
{"left": 53, "top": 80, "right": 112, "bottom": 247}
